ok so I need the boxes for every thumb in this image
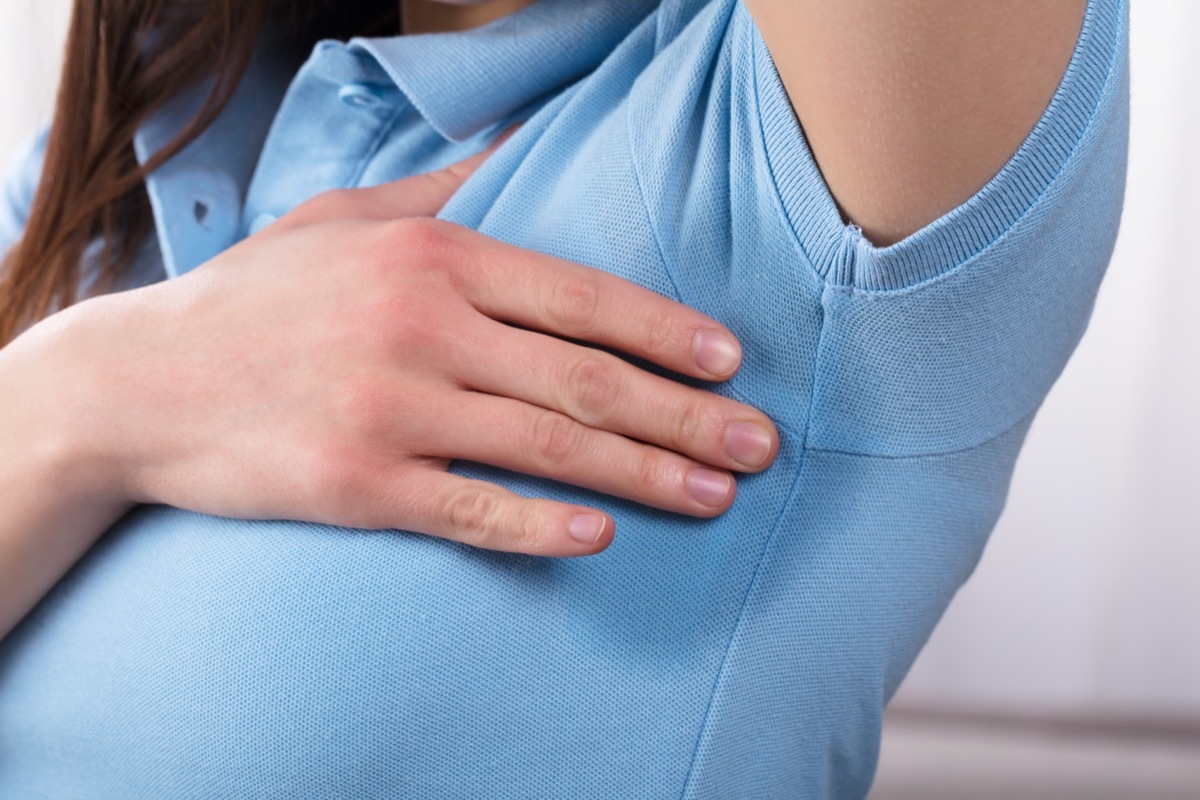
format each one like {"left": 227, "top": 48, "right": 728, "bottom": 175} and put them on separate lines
{"left": 270, "top": 124, "right": 519, "bottom": 232}
{"left": 348, "top": 123, "right": 520, "bottom": 220}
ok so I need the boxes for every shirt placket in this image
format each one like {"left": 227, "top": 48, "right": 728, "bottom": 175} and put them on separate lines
{"left": 240, "top": 42, "right": 408, "bottom": 238}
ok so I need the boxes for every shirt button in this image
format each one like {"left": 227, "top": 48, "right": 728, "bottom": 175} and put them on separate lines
{"left": 249, "top": 212, "right": 278, "bottom": 235}
{"left": 192, "top": 198, "right": 214, "bottom": 229}
{"left": 338, "top": 83, "right": 383, "bottom": 108}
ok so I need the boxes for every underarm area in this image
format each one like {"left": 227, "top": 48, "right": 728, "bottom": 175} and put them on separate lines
{"left": 744, "top": 0, "right": 1088, "bottom": 246}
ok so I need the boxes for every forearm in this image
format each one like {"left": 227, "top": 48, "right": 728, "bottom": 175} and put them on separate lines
{"left": 0, "top": 307, "right": 133, "bottom": 640}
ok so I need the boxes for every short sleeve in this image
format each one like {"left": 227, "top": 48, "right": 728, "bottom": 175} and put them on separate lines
{"left": 0, "top": 126, "right": 49, "bottom": 259}
{"left": 752, "top": 0, "right": 1129, "bottom": 456}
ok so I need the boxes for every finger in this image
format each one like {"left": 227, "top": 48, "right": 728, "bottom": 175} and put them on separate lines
{"left": 455, "top": 321, "right": 778, "bottom": 473}
{"left": 352, "top": 124, "right": 517, "bottom": 219}
{"left": 273, "top": 125, "right": 518, "bottom": 230}
{"left": 419, "top": 392, "right": 739, "bottom": 519}
{"left": 448, "top": 230, "right": 746, "bottom": 381}
{"left": 395, "top": 470, "right": 614, "bottom": 557}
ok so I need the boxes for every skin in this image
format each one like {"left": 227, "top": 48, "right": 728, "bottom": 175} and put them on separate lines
{"left": 0, "top": 139, "right": 778, "bottom": 637}
{"left": 744, "top": 0, "right": 1087, "bottom": 246}
{"left": 0, "top": 0, "right": 1087, "bottom": 640}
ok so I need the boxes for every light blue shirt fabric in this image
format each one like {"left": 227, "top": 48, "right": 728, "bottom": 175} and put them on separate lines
{"left": 0, "top": 0, "right": 1129, "bottom": 797}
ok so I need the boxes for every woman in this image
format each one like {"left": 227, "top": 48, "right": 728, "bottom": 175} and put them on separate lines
{"left": 0, "top": 0, "right": 1127, "bottom": 796}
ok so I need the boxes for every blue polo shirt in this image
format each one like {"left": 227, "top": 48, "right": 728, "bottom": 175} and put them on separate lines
{"left": 0, "top": 0, "right": 1129, "bottom": 797}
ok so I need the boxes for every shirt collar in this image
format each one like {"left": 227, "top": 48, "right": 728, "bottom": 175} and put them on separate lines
{"left": 134, "top": 0, "right": 658, "bottom": 169}
{"left": 352, "top": 0, "right": 658, "bottom": 142}
{"left": 131, "top": 0, "right": 658, "bottom": 277}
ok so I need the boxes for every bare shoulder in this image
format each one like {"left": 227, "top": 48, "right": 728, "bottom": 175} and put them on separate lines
{"left": 742, "top": 0, "right": 1087, "bottom": 246}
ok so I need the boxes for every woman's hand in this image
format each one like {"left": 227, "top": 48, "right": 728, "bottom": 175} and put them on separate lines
{"left": 56, "top": 144, "right": 779, "bottom": 557}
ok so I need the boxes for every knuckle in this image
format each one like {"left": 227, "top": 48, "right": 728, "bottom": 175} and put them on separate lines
{"left": 440, "top": 484, "right": 504, "bottom": 548}
{"left": 388, "top": 217, "right": 457, "bottom": 267}
{"left": 368, "top": 218, "right": 470, "bottom": 288}
{"left": 635, "top": 448, "right": 676, "bottom": 496}
{"left": 643, "top": 310, "right": 680, "bottom": 359}
{"left": 565, "top": 356, "right": 619, "bottom": 422}
{"left": 512, "top": 504, "right": 547, "bottom": 553}
{"left": 530, "top": 411, "right": 583, "bottom": 469}
{"left": 354, "top": 220, "right": 464, "bottom": 300}
{"left": 547, "top": 273, "right": 600, "bottom": 333}
{"left": 673, "top": 395, "right": 711, "bottom": 451}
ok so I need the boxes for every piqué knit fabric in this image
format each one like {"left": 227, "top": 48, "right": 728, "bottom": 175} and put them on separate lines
{"left": 0, "top": 0, "right": 1128, "bottom": 797}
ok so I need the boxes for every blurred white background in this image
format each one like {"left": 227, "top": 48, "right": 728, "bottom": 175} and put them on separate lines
{"left": 1, "top": 0, "right": 1197, "bottom": 794}
{"left": 893, "top": 0, "right": 1200, "bottom": 722}
{"left": 0, "top": 3, "right": 69, "bottom": 166}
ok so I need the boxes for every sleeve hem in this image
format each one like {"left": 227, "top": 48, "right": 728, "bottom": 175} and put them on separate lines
{"left": 751, "top": 0, "right": 1126, "bottom": 293}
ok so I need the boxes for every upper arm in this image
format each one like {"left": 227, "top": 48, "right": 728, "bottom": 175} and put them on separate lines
{"left": 742, "top": 0, "right": 1087, "bottom": 246}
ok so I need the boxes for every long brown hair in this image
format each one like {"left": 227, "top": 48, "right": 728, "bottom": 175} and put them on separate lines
{"left": 0, "top": 0, "right": 397, "bottom": 346}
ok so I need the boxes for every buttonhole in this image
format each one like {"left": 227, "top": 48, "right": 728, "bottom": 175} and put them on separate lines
{"left": 193, "top": 200, "right": 210, "bottom": 227}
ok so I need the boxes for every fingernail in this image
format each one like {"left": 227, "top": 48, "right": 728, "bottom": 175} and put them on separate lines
{"left": 568, "top": 513, "right": 606, "bottom": 545}
{"left": 724, "top": 422, "right": 773, "bottom": 469}
{"left": 686, "top": 469, "right": 733, "bottom": 508}
{"left": 693, "top": 330, "right": 742, "bottom": 377}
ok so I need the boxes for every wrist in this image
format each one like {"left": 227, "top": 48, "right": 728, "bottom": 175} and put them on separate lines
{"left": 1, "top": 296, "right": 139, "bottom": 512}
